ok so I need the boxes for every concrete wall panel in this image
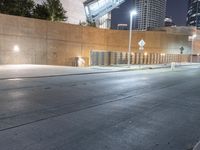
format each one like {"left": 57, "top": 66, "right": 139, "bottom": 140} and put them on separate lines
{"left": 68, "top": 24, "right": 82, "bottom": 43}
{"left": 47, "top": 22, "right": 68, "bottom": 41}
{"left": 0, "top": 14, "right": 198, "bottom": 66}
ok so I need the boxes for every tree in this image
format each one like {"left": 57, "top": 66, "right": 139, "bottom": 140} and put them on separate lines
{"left": 16, "top": 0, "right": 35, "bottom": 17}
{"left": 44, "top": 0, "right": 67, "bottom": 21}
{"left": 0, "top": 0, "right": 35, "bottom": 17}
{"left": 33, "top": 4, "right": 50, "bottom": 20}
{"left": 0, "top": 0, "right": 14, "bottom": 14}
{"left": 0, "top": 0, "right": 67, "bottom": 22}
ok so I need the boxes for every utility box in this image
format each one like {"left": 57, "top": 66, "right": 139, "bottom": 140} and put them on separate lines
{"left": 74, "top": 57, "right": 89, "bottom": 67}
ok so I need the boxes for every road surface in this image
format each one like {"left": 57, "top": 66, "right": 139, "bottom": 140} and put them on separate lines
{"left": 0, "top": 67, "right": 200, "bottom": 150}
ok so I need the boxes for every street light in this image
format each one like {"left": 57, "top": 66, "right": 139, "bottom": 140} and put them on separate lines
{"left": 128, "top": 10, "right": 137, "bottom": 67}
{"left": 13, "top": 45, "right": 20, "bottom": 52}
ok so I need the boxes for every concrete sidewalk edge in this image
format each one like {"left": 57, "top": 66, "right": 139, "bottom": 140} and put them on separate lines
{"left": 0, "top": 64, "right": 199, "bottom": 80}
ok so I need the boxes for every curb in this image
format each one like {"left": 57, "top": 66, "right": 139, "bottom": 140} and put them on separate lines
{"left": 0, "top": 69, "right": 132, "bottom": 80}
{"left": 0, "top": 65, "right": 198, "bottom": 81}
{"left": 0, "top": 66, "right": 168, "bottom": 80}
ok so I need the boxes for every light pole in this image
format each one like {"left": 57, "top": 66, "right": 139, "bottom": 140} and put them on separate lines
{"left": 191, "top": 34, "right": 197, "bottom": 63}
{"left": 128, "top": 10, "right": 137, "bottom": 67}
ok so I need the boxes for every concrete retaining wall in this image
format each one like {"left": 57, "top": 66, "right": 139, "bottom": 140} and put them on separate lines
{"left": 0, "top": 14, "right": 196, "bottom": 66}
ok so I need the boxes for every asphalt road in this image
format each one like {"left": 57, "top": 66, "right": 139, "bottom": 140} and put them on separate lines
{"left": 0, "top": 68, "right": 200, "bottom": 150}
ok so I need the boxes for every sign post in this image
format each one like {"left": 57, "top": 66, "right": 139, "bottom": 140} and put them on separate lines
{"left": 138, "top": 39, "right": 146, "bottom": 68}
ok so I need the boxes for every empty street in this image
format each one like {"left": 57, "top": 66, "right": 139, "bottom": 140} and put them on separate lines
{"left": 0, "top": 66, "right": 200, "bottom": 150}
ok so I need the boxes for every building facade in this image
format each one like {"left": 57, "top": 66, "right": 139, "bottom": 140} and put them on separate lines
{"left": 187, "top": 0, "right": 200, "bottom": 29}
{"left": 84, "top": 0, "right": 125, "bottom": 28}
{"left": 164, "top": 17, "right": 175, "bottom": 27}
{"left": 136, "top": 0, "right": 167, "bottom": 30}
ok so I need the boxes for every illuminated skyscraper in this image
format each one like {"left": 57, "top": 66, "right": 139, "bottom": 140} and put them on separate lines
{"left": 136, "top": 0, "right": 167, "bottom": 30}
{"left": 187, "top": 0, "right": 200, "bottom": 28}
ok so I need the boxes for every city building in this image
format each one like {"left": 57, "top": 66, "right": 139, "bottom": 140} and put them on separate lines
{"left": 117, "top": 24, "right": 128, "bottom": 30}
{"left": 164, "top": 17, "right": 175, "bottom": 27}
{"left": 84, "top": 0, "right": 125, "bottom": 28}
{"left": 35, "top": 0, "right": 125, "bottom": 29}
{"left": 187, "top": 0, "right": 200, "bottom": 29}
{"left": 136, "top": 0, "right": 167, "bottom": 30}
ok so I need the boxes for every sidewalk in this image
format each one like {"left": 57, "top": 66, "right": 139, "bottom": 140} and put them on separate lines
{"left": 0, "top": 63, "right": 199, "bottom": 80}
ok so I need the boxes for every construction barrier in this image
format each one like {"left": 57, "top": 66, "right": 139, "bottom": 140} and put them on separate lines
{"left": 90, "top": 51, "right": 191, "bottom": 66}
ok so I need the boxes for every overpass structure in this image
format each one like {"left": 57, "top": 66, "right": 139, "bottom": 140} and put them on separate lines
{"left": 83, "top": 0, "right": 125, "bottom": 28}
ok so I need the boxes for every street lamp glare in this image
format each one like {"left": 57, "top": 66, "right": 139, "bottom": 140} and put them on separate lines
{"left": 192, "top": 34, "right": 197, "bottom": 39}
{"left": 130, "top": 10, "right": 137, "bottom": 16}
{"left": 13, "top": 45, "right": 20, "bottom": 52}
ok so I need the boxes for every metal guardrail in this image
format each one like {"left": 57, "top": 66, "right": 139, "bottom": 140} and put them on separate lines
{"left": 90, "top": 51, "right": 192, "bottom": 66}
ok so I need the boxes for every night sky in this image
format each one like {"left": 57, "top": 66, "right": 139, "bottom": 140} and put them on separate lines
{"left": 167, "top": 0, "right": 188, "bottom": 25}
{"left": 37, "top": 0, "right": 188, "bottom": 28}
{"left": 111, "top": 0, "right": 188, "bottom": 29}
